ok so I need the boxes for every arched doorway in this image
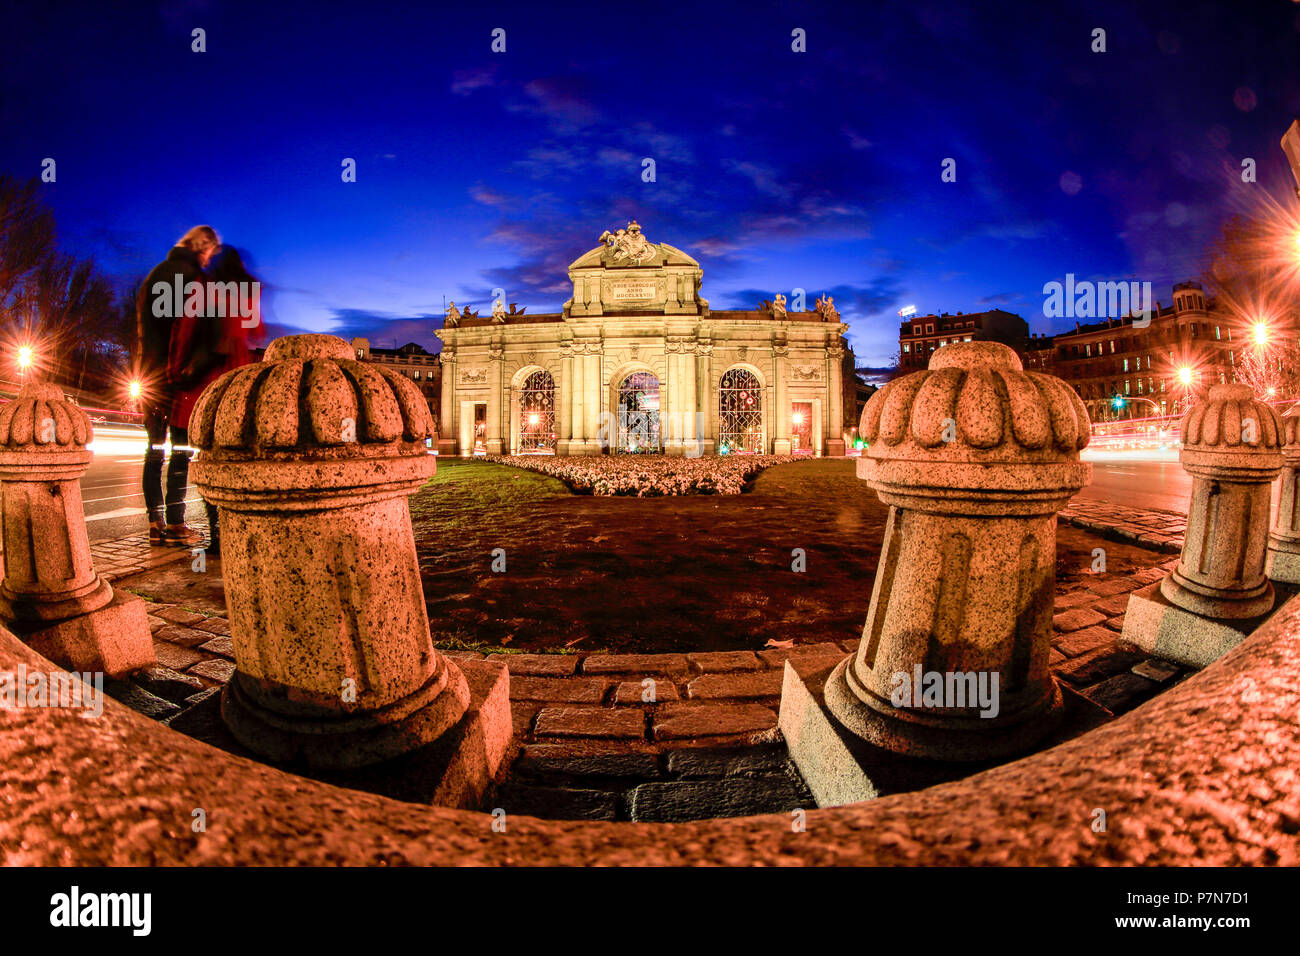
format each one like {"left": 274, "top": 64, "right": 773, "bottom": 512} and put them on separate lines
{"left": 517, "top": 369, "right": 556, "bottom": 454}
{"left": 616, "top": 371, "right": 660, "bottom": 454}
{"left": 719, "top": 367, "right": 764, "bottom": 454}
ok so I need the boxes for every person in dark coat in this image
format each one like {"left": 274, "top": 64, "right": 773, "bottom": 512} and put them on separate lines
{"left": 168, "top": 243, "right": 259, "bottom": 556}
{"left": 136, "top": 225, "right": 219, "bottom": 547}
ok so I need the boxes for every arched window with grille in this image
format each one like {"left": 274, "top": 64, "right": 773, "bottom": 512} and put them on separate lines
{"left": 718, "top": 368, "right": 764, "bottom": 454}
{"left": 518, "top": 370, "right": 556, "bottom": 454}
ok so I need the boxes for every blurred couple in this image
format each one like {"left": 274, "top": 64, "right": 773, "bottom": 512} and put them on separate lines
{"left": 135, "top": 225, "right": 262, "bottom": 553}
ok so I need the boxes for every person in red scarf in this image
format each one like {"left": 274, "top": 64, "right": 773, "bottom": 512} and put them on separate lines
{"left": 167, "top": 243, "right": 262, "bottom": 555}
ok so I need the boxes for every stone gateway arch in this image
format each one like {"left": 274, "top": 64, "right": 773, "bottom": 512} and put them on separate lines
{"left": 436, "top": 222, "right": 853, "bottom": 457}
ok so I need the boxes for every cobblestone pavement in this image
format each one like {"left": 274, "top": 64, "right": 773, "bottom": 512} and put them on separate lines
{"left": 106, "top": 543, "right": 1190, "bottom": 822}
{"left": 1058, "top": 503, "right": 1186, "bottom": 555}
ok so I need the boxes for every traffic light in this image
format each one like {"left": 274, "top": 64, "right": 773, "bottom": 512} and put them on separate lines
{"left": 1112, "top": 395, "right": 1125, "bottom": 410}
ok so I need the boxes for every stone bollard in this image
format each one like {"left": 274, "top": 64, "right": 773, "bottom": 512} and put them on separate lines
{"left": 822, "top": 342, "right": 1091, "bottom": 761}
{"left": 1266, "top": 410, "right": 1300, "bottom": 585}
{"left": 189, "top": 334, "right": 499, "bottom": 773}
{"left": 1123, "top": 384, "right": 1284, "bottom": 667}
{"left": 0, "top": 382, "right": 153, "bottom": 677}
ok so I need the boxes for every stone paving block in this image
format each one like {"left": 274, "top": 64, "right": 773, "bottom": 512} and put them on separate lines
{"left": 757, "top": 641, "right": 845, "bottom": 669}
{"left": 104, "top": 680, "right": 181, "bottom": 721}
{"left": 514, "top": 742, "right": 662, "bottom": 779}
{"left": 651, "top": 702, "right": 777, "bottom": 740}
{"left": 188, "top": 657, "right": 235, "bottom": 683}
{"left": 153, "top": 624, "right": 213, "bottom": 648}
{"left": 1093, "top": 593, "right": 1136, "bottom": 618}
{"left": 1053, "top": 625, "right": 1116, "bottom": 658}
{"left": 492, "top": 784, "right": 619, "bottom": 821}
{"left": 1054, "top": 642, "right": 1148, "bottom": 687}
{"left": 1090, "top": 576, "right": 1139, "bottom": 597}
{"left": 197, "top": 635, "right": 235, "bottom": 659}
{"left": 534, "top": 706, "right": 646, "bottom": 739}
{"left": 1049, "top": 647, "right": 1066, "bottom": 666}
{"left": 1132, "top": 659, "right": 1181, "bottom": 682}
{"left": 628, "top": 777, "right": 808, "bottom": 823}
{"left": 685, "top": 650, "right": 762, "bottom": 673}
{"left": 1081, "top": 671, "right": 1161, "bottom": 715}
{"left": 837, "top": 638, "right": 861, "bottom": 653}
{"left": 665, "top": 744, "right": 791, "bottom": 779}
{"left": 1103, "top": 615, "right": 1126, "bottom": 632}
{"left": 512, "top": 704, "right": 540, "bottom": 740}
{"left": 151, "top": 640, "right": 203, "bottom": 672}
{"left": 613, "top": 679, "right": 679, "bottom": 704}
{"left": 146, "top": 615, "right": 169, "bottom": 633}
{"left": 580, "top": 653, "right": 690, "bottom": 676}
{"left": 131, "top": 665, "right": 206, "bottom": 705}
{"left": 153, "top": 606, "right": 208, "bottom": 626}
{"left": 1053, "top": 590, "right": 1096, "bottom": 610}
{"left": 193, "top": 617, "right": 232, "bottom": 636}
{"left": 1052, "top": 607, "right": 1107, "bottom": 633}
{"left": 488, "top": 653, "right": 579, "bottom": 677}
{"left": 509, "top": 675, "right": 608, "bottom": 704}
{"left": 686, "top": 670, "right": 785, "bottom": 700}
{"left": 1131, "top": 567, "right": 1166, "bottom": 585}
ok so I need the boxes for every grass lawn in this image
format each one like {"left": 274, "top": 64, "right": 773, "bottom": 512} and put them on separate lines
{"left": 409, "top": 457, "right": 1154, "bottom": 655}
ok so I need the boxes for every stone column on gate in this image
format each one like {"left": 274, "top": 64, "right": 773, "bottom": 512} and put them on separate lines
{"left": 1123, "top": 384, "right": 1285, "bottom": 666}
{"left": 822, "top": 342, "right": 1092, "bottom": 760}
{"left": 1267, "top": 410, "right": 1300, "bottom": 585}
{"left": 189, "top": 333, "right": 478, "bottom": 769}
{"left": 437, "top": 348, "right": 457, "bottom": 456}
{"left": 824, "top": 342, "right": 846, "bottom": 457}
{"left": 772, "top": 342, "right": 791, "bottom": 455}
{"left": 0, "top": 382, "right": 153, "bottom": 677}
{"left": 485, "top": 344, "right": 505, "bottom": 455}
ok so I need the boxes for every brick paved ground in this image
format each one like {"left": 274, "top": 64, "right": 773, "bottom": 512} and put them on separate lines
{"left": 103, "top": 545, "right": 1187, "bottom": 821}
{"left": 1058, "top": 502, "right": 1186, "bottom": 554}
{"left": 53, "top": 494, "right": 1195, "bottom": 822}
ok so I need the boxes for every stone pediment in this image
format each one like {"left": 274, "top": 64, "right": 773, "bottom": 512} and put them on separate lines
{"left": 566, "top": 222, "right": 706, "bottom": 319}
{"left": 568, "top": 240, "right": 699, "bottom": 271}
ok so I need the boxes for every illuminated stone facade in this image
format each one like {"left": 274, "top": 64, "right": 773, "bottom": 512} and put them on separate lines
{"left": 436, "top": 223, "right": 853, "bottom": 457}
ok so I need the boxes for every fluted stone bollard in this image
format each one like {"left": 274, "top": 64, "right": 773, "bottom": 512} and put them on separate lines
{"left": 0, "top": 383, "right": 153, "bottom": 676}
{"left": 189, "top": 334, "right": 475, "bottom": 770}
{"left": 823, "top": 342, "right": 1092, "bottom": 761}
{"left": 1124, "top": 384, "right": 1284, "bottom": 667}
{"left": 1267, "top": 411, "right": 1300, "bottom": 585}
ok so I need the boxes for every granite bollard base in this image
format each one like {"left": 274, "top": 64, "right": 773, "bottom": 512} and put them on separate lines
{"left": 1267, "top": 547, "right": 1300, "bottom": 586}
{"left": 14, "top": 590, "right": 154, "bottom": 679}
{"left": 1120, "top": 581, "right": 1280, "bottom": 669}
{"left": 222, "top": 655, "right": 474, "bottom": 772}
{"left": 202, "top": 658, "right": 511, "bottom": 809}
{"left": 781, "top": 661, "right": 1107, "bottom": 808}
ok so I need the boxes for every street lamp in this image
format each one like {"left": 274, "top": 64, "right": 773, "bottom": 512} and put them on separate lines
{"left": 1253, "top": 321, "right": 1269, "bottom": 346}
{"left": 1178, "top": 366, "right": 1193, "bottom": 386}
{"left": 16, "top": 345, "right": 33, "bottom": 382}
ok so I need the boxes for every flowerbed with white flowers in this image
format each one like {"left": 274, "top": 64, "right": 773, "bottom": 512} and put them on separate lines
{"left": 484, "top": 454, "right": 800, "bottom": 496}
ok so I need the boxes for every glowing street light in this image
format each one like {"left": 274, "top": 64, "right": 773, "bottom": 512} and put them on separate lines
{"left": 1253, "top": 321, "right": 1269, "bottom": 346}
{"left": 16, "top": 345, "right": 33, "bottom": 370}
{"left": 1178, "top": 366, "right": 1194, "bottom": 386}
{"left": 527, "top": 412, "right": 539, "bottom": 426}
{"left": 128, "top": 380, "right": 142, "bottom": 400}
{"left": 792, "top": 411, "right": 804, "bottom": 426}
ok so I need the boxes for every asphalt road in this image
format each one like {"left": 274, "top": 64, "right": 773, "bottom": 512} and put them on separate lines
{"left": 1076, "top": 457, "right": 1193, "bottom": 514}
{"left": 80, "top": 425, "right": 207, "bottom": 542}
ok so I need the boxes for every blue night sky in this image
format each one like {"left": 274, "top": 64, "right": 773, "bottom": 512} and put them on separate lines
{"left": 3, "top": 0, "right": 1299, "bottom": 369}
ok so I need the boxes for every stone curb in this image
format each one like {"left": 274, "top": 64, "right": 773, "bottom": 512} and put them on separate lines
{"left": 2, "top": 588, "right": 1297, "bottom": 864}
